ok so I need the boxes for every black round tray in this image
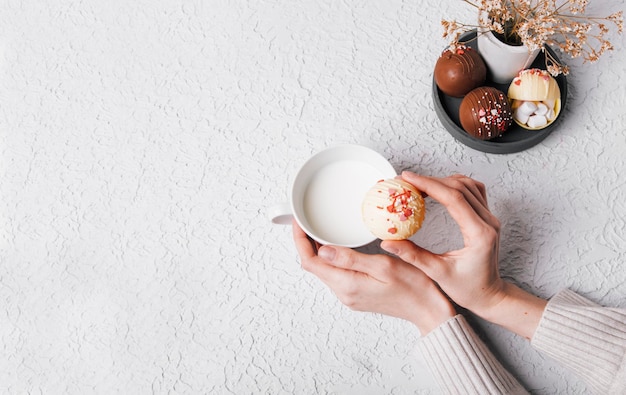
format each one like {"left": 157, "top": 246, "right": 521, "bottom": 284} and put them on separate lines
{"left": 433, "top": 30, "right": 568, "bottom": 154}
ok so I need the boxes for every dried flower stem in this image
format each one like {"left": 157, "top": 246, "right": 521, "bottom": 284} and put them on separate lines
{"left": 441, "top": 0, "right": 623, "bottom": 76}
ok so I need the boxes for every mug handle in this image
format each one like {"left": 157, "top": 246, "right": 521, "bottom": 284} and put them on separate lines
{"left": 268, "top": 202, "right": 293, "bottom": 225}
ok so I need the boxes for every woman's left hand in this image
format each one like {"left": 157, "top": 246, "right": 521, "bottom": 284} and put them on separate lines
{"left": 293, "top": 221, "right": 456, "bottom": 335}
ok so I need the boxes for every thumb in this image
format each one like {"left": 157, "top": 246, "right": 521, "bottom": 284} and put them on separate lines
{"left": 381, "top": 240, "right": 445, "bottom": 281}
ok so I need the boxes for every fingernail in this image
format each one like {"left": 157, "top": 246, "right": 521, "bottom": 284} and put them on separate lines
{"left": 318, "top": 246, "right": 336, "bottom": 262}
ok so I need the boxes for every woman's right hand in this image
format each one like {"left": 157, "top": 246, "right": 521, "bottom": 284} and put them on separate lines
{"left": 382, "top": 172, "right": 546, "bottom": 340}
{"left": 382, "top": 172, "right": 505, "bottom": 314}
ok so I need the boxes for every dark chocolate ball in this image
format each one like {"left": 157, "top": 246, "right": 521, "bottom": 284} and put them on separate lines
{"left": 434, "top": 46, "right": 487, "bottom": 98}
{"left": 459, "top": 87, "right": 512, "bottom": 140}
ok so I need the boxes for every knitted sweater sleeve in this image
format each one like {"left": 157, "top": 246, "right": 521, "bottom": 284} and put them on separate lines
{"left": 531, "top": 289, "right": 626, "bottom": 395}
{"left": 417, "top": 315, "right": 529, "bottom": 395}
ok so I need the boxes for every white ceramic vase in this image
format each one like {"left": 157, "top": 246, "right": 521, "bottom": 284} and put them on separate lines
{"left": 477, "top": 29, "right": 540, "bottom": 84}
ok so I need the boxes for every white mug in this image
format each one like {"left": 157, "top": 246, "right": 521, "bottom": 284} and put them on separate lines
{"left": 268, "top": 145, "right": 396, "bottom": 248}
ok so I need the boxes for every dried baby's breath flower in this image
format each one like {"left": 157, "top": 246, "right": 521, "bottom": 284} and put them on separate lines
{"left": 441, "top": 0, "right": 623, "bottom": 76}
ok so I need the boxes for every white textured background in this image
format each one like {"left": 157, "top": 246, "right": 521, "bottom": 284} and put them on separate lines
{"left": 1, "top": 0, "right": 625, "bottom": 394}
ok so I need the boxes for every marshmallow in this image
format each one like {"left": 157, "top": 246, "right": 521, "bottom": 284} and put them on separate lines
{"left": 527, "top": 115, "right": 548, "bottom": 128}
{"left": 514, "top": 109, "right": 530, "bottom": 125}
{"left": 517, "top": 101, "right": 538, "bottom": 116}
{"left": 535, "top": 102, "right": 549, "bottom": 116}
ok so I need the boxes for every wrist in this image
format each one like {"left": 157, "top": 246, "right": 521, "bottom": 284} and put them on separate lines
{"left": 473, "top": 282, "right": 547, "bottom": 340}
{"left": 410, "top": 294, "right": 457, "bottom": 336}
{"left": 466, "top": 278, "right": 508, "bottom": 317}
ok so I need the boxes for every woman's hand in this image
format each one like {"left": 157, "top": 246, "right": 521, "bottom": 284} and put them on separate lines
{"left": 382, "top": 172, "right": 546, "bottom": 339}
{"left": 293, "top": 221, "right": 455, "bottom": 335}
{"left": 382, "top": 172, "right": 506, "bottom": 314}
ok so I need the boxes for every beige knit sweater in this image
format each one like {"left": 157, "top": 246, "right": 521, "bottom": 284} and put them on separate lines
{"left": 417, "top": 289, "right": 626, "bottom": 395}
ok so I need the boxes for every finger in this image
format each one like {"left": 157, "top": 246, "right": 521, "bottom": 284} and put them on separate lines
{"left": 293, "top": 220, "right": 334, "bottom": 279}
{"left": 443, "top": 176, "right": 500, "bottom": 233}
{"left": 439, "top": 177, "right": 497, "bottom": 229}
{"left": 292, "top": 219, "right": 317, "bottom": 260}
{"left": 448, "top": 174, "right": 488, "bottom": 208}
{"left": 317, "top": 245, "right": 393, "bottom": 281}
{"left": 381, "top": 239, "right": 446, "bottom": 281}
{"left": 398, "top": 173, "right": 429, "bottom": 198}
{"left": 401, "top": 171, "right": 490, "bottom": 242}
{"left": 293, "top": 221, "right": 373, "bottom": 286}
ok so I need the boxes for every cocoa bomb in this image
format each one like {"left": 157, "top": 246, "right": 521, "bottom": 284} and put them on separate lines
{"left": 434, "top": 46, "right": 487, "bottom": 97}
{"left": 459, "top": 87, "right": 512, "bottom": 140}
{"left": 508, "top": 68, "right": 561, "bottom": 130}
{"left": 361, "top": 179, "right": 425, "bottom": 240}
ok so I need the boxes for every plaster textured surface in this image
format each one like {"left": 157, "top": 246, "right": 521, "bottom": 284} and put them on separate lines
{"left": 1, "top": 0, "right": 625, "bottom": 394}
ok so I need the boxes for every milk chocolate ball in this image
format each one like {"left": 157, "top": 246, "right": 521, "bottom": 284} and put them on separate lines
{"left": 434, "top": 46, "right": 487, "bottom": 97}
{"left": 459, "top": 87, "right": 512, "bottom": 140}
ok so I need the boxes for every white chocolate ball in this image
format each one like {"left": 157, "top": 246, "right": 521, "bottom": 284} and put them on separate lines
{"left": 361, "top": 179, "right": 425, "bottom": 240}
{"left": 508, "top": 68, "right": 562, "bottom": 130}
{"left": 508, "top": 68, "right": 560, "bottom": 102}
